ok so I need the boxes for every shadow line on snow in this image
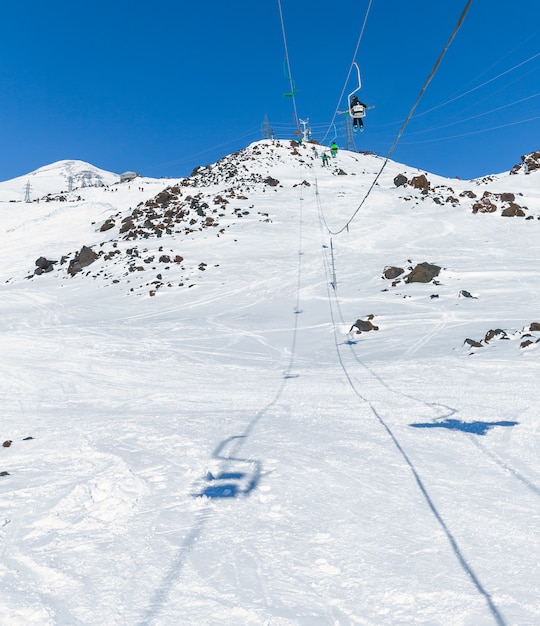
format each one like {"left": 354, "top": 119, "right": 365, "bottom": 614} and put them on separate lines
{"left": 136, "top": 506, "right": 212, "bottom": 626}
{"left": 410, "top": 418, "right": 518, "bottom": 436}
{"left": 318, "top": 240, "right": 507, "bottom": 626}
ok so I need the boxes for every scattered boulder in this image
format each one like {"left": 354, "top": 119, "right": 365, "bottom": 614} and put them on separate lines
{"left": 466, "top": 322, "right": 540, "bottom": 353}
{"left": 349, "top": 317, "right": 379, "bottom": 334}
{"left": 264, "top": 176, "right": 280, "bottom": 187}
{"left": 68, "top": 246, "right": 99, "bottom": 276}
{"left": 501, "top": 203, "right": 526, "bottom": 217}
{"left": 394, "top": 174, "right": 408, "bottom": 187}
{"left": 404, "top": 262, "right": 441, "bottom": 284}
{"left": 472, "top": 195, "right": 497, "bottom": 214}
{"left": 34, "top": 257, "right": 56, "bottom": 275}
{"left": 409, "top": 174, "right": 430, "bottom": 192}
{"left": 2, "top": 440, "right": 12, "bottom": 448}
{"left": 473, "top": 191, "right": 527, "bottom": 216}
{"left": 459, "top": 290, "right": 477, "bottom": 299}
{"left": 383, "top": 266, "right": 404, "bottom": 280}
{"left": 484, "top": 328, "right": 507, "bottom": 343}
{"left": 99, "top": 218, "right": 116, "bottom": 232}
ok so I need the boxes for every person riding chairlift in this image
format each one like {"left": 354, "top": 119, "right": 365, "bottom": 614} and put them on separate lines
{"left": 350, "top": 95, "right": 367, "bottom": 131}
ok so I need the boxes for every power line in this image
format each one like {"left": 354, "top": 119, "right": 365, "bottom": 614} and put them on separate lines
{"left": 413, "top": 50, "right": 540, "bottom": 120}
{"left": 403, "top": 91, "right": 540, "bottom": 138}
{"left": 399, "top": 112, "right": 540, "bottom": 145}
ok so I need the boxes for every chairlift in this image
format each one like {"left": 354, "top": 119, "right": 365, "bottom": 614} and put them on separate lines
{"left": 283, "top": 58, "right": 297, "bottom": 98}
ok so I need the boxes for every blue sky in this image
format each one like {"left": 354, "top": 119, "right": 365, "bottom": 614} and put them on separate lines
{"left": 1, "top": 0, "right": 539, "bottom": 181}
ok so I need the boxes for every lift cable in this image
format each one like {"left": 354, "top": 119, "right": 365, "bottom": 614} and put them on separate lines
{"left": 277, "top": 0, "right": 301, "bottom": 131}
{"left": 324, "top": 0, "right": 473, "bottom": 237}
{"left": 322, "top": 0, "right": 373, "bottom": 144}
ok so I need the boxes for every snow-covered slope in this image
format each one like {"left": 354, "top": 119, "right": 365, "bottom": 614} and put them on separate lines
{"left": 1, "top": 141, "right": 539, "bottom": 625}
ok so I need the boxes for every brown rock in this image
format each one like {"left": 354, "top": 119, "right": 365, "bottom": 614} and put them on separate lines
{"left": 404, "top": 262, "right": 441, "bottom": 283}
{"left": 409, "top": 174, "right": 430, "bottom": 191}
{"left": 383, "top": 266, "right": 404, "bottom": 280}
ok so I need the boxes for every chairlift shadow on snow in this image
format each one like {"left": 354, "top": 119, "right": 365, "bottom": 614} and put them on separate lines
{"left": 194, "top": 436, "right": 261, "bottom": 499}
{"left": 410, "top": 418, "right": 518, "bottom": 436}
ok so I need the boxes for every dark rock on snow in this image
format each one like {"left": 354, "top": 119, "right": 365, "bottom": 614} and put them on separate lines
{"left": 68, "top": 246, "right": 99, "bottom": 276}
{"left": 404, "top": 262, "right": 441, "bottom": 283}
{"left": 34, "top": 257, "right": 57, "bottom": 275}
{"left": 393, "top": 174, "right": 408, "bottom": 187}
{"left": 350, "top": 318, "right": 379, "bottom": 334}
{"left": 383, "top": 266, "right": 404, "bottom": 280}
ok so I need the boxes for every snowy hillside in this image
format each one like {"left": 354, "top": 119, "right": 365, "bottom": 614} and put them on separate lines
{"left": 0, "top": 160, "right": 121, "bottom": 202}
{"left": 1, "top": 140, "right": 539, "bottom": 625}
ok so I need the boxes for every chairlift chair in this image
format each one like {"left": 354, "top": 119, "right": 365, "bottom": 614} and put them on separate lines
{"left": 347, "top": 62, "right": 366, "bottom": 120}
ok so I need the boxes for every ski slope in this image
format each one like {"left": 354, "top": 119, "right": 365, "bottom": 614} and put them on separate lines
{"left": 1, "top": 142, "right": 539, "bottom": 625}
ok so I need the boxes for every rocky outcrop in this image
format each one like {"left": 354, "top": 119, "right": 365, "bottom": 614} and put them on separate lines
{"left": 68, "top": 246, "right": 99, "bottom": 276}
{"left": 34, "top": 257, "right": 57, "bottom": 275}
{"left": 510, "top": 150, "right": 540, "bottom": 174}
{"left": 100, "top": 218, "right": 115, "bottom": 232}
{"left": 404, "top": 262, "right": 441, "bottom": 283}
{"left": 472, "top": 191, "right": 527, "bottom": 216}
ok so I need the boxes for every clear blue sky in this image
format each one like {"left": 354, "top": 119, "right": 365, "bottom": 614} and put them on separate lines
{"left": 1, "top": 0, "right": 539, "bottom": 181}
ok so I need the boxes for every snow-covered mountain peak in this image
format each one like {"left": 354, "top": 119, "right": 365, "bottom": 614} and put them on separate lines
{"left": 0, "top": 159, "right": 120, "bottom": 201}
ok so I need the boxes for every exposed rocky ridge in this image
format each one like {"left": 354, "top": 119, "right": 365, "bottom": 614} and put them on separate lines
{"left": 510, "top": 150, "right": 540, "bottom": 175}
{"left": 393, "top": 152, "right": 540, "bottom": 217}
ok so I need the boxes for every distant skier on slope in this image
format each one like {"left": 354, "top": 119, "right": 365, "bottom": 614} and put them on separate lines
{"left": 330, "top": 142, "right": 338, "bottom": 158}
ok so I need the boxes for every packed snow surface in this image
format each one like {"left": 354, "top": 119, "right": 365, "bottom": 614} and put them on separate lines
{"left": 1, "top": 141, "right": 539, "bottom": 625}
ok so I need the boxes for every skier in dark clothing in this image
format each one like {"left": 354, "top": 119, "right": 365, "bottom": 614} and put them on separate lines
{"left": 350, "top": 95, "right": 367, "bottom": 130}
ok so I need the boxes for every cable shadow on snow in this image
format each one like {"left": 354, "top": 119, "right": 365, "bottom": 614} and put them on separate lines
{"left": 317, "top": 228, "right": 507, "bottom": 625}
{"left": 137, "top": 506, "right": 212, "bottom": 626}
